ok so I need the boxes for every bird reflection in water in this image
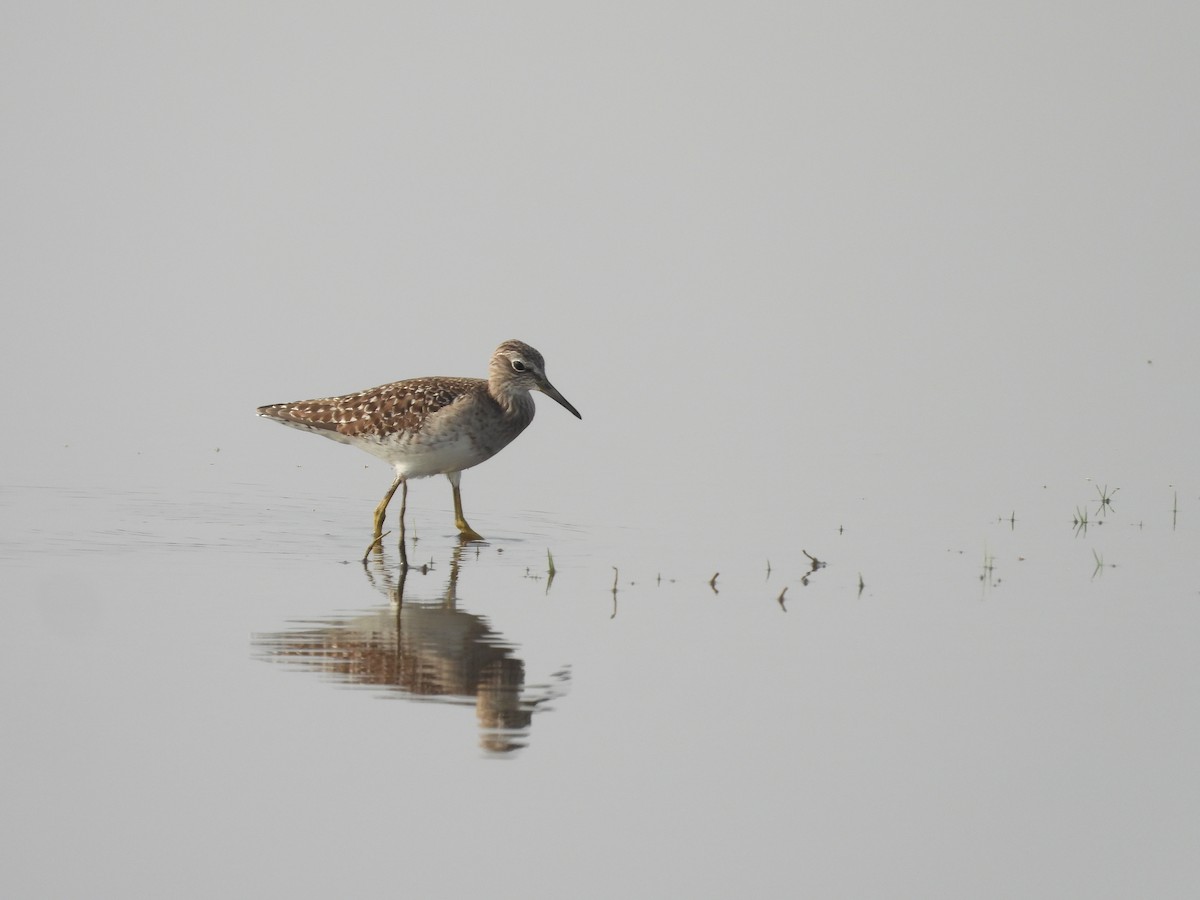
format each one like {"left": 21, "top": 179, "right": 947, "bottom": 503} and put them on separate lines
{"left": 253, "top": 546, "right": 569, "bottom": 754}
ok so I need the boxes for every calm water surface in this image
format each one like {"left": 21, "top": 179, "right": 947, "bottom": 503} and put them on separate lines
{"left": 3, "top": 470, "right": 1196, "bottom": 897}
{"left": 5, "top": 4, "right": 1199, "bottom": 895}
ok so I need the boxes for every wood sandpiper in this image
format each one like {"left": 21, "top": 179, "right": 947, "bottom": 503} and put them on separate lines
{"left": 257, "top": 339, "right": 581, "bottom": 545}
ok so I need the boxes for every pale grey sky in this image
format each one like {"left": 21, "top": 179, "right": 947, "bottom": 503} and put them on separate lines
{"left": 4, "top": 6, "right": 1200, "bottom": 899}
{"left": 3, "top": 2, "right": 1197, "bottom": 513}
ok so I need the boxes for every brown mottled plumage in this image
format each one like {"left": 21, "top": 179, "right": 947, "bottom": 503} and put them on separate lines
{"left": 257, "top": 340, "right": 581, "bottom": 545}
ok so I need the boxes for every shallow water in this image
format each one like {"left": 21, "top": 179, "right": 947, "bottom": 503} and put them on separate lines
{"left": 4, "top": 469, "right": 1197, "bottom": 896}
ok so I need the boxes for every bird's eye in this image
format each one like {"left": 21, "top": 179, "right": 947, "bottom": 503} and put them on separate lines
{"left": 511, "top": 359, "right": 527, "bottom": 373}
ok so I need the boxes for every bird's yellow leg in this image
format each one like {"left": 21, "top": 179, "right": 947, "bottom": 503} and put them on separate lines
{"left": 396, "top": 479, "right": 410, "bottom": 567}
{"left": 364, "top": 477, "right": 406, "bottom": 563}
{"left": 397, "top": 479, "right": 408, "bottom": 540}
{"left": 373, "top": 473, "right": 404, "bottom": 539}
{"left": 448, "top": 472, "right": 485, "bottom": 542}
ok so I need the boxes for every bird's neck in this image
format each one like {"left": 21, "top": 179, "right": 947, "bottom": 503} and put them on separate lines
{"left": 489, "top": 382, "right": 537, "bottom": 423}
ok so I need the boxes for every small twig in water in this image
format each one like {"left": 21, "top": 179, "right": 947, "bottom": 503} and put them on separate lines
{"left": 1095, "top": 484, "right": 1119, "bottom": 517}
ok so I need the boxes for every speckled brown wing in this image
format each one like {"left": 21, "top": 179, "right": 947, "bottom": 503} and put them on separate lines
{"left": 257, "top": 376, "right": 485, "bottom": 441}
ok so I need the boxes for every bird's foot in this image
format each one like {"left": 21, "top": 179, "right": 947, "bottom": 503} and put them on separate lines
{"left": 455, "top": 522, "right": 486, "bottom": 543}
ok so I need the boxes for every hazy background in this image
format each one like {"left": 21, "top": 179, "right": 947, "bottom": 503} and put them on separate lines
{"left": 3, "top": 2, "right": 1198, "bottom": 898}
